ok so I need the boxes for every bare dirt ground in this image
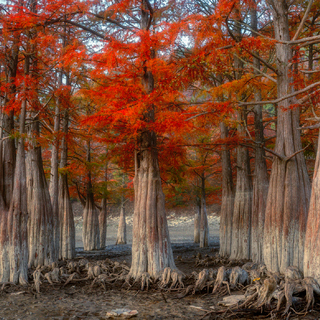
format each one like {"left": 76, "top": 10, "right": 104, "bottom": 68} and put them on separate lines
{"left": 1, "top": 209, "right": 319, "bottom": 320}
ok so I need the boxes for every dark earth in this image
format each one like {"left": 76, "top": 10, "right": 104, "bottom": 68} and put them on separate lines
{"left": 1, "top": 242, "right": 320, "bottom": 320}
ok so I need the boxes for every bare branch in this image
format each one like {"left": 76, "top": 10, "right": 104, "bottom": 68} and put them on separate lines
{"left": 239, "top": 81, "right": 320, "bottom": 106}
{"left": 292, "top": 0, "right": 314, "bottom": 41}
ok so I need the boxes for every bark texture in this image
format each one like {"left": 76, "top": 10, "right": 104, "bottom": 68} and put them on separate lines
{"left": 250, "top": 4, "right": 269, "bottom": 264}
{"left": 59, "top": 112, "right": 75, "bottom": 260}
{"left": 263, "top": 0, "right": 311, "bottom": 273}
{"left": 49, "top": 81, "right": 61, "bottom": 258}
{"left": 99, "top": 198, "right": 107, "bottom": 249}
{"left": 0, "top": 57, "right": 29, "bottom": 284}
{"left": 219, "top": 122, "right": 235, "bottom": 257}
{"left": 199, "top": 195, "right": 209, "bottom": 248}
{"left": 82, "top": 192, "right": 100, "bottom": 251}
{"left": 116, "top": 201, "right": 127, "bottom": 245}
{"left": 230, "top": 110, "right": 252, "bottom": 260}
{"left": 194, "top": 204, "right": 200, "bottom": 244}
{"left": 27, "top": 131, "right": 55, "bottom": 268}
{"left": 129, "top": 132, "right": 176, "bottom": 279}
{"left": 304, "top": 130, "right": 320, "bottom": 282}
{"left": 82, "top": 141, "right": 100, "bottom": 251}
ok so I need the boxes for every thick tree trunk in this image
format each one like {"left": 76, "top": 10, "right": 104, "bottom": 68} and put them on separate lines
{"left": 99, "top": 197, "right": 107, "bottom": 249}
{"left": 219, "top": 122, "right": 235, "bottom": 257}
{"left": 82, "top": 141, "right": 100, "bottom": 251}
{"left": 1, "top": 114, "right": 15, "bottom": 208}
{"left": 251, "top": 100, "right": 269, "bottom": 264}
{"left": 250, "top": 4, "right": 269, "bottom": 264}
{"left": 49, "top": 75, "right": 61, "bottom": 258}
{"left": 59, "top": 112, "right": 75, "bottom": 260}
{"left": 0, "top": 57, "right": 29, "bottom": 284}
{"left": 27, "top": 124, "right": 56, "bottom": 268}
{"left": 304, "top": 130, "right": 320, "bottom": 282}
{"left": 230, "top": 110, "right": 252, "bottom": 260}
{"left": 129, "top": 131, "right": 176, "bottom": 279}
{"left": 116, "top": 200, "right": 127, "bottom": 245}
{"left": 82, "top": 192, "right": 100, "bottom": 250}
{"left": 194, "top": 202, "right": 200, "bottom": 244}
{"left": 263, "top": 0, "right": 311, "bottom": 273}
{"left": 129, "top": 1, "right": 176, "bottom": 279}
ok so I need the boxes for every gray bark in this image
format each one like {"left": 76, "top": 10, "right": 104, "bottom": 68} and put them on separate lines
{"left": 129, "top": 0, "right": 176, "bottom": 279}
{"left": 82, "top": 140, "right": 100, "bottom": 251}
{"left": 194, "top": 203, "right": 200, "bottom": 243}
{"left": 263, "top": 0, "right": 311, "bottom": 273}
{"left": 219, "top": 122, "right": 235, "bottom": 257}
{"left": 304, "top": 130, "right": 320, "bottom": 281}
{"left": 116, "top": 200, "right": 127, "bottom": 245}
{"left": 0, "top": 56, "right": 29, "bottom": 284}
{"left": 59, "top": 111, "right": 75, "bottom": 259}
{"left": 250, "top": 3, "right": 269, "bottom": 264}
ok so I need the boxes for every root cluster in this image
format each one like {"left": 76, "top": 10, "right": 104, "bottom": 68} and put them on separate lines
{"left": 27, "top": 256, "right": 320, "bottom": 318}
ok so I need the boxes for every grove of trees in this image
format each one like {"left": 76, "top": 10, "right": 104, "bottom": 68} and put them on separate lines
{"left": 1, "top": 0, "right": 320, "bottom": 288}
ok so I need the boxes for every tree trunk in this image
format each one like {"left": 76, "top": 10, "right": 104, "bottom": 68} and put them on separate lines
{"left": 1, "top": 113, "right": 15, "bottom": 208}
{"left": 82, "top": 140, "right": 100, "bottom": 251}
{"left": 59, "top": 111, "right": 75, "bottom": 260}
{"left": 82, "top": 195, "right": 100, "bottom": 250}
{"left": 129, "top": 131, "right": 176, "bottom": 279}
{"left": 250, "top": 3, "right": 269, "bottom": 264}
{"left": 263, "top": 0, "right": 311, "bottom": 273}
{"left": 230, "top": 114, "right": 252, "bottom": 260}
{"left": 27, "top": 120, "right": 56, "bottom": 268}
{"left": 99, "top": 197, "right": 107, "bottom": 249}
{"left": 304, "top": 130, "right": 320, "bottom": 282}
{"left": 98, "top": 161, "right": 108, "bottom": 248}
{"left": 219, "top": 122, "right": 234, "bottom": 257}
{"left": 199, "top": 177, "right": 209, "bottom": 248}
{"left": 1, "top": 40, "right": 19, "bottom": 208}
{"left": 49, "top": 73, "right": 62, "bottom": 258}
{"left": 129, "top": 1, "right": 176, "bottom": 279}
{"left": 116, "top": 199, "right": 127, "bottom": 245}
{"left": 194, "top": 202, "right": 200, "bottom": 243}
{"left": 0, "top": 57, "right": 29, "bottom": 284}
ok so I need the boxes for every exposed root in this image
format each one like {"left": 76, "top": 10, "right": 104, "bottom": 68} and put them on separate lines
{"left": 229, "top": 266, "right": 249, "bottom": 288}
{"left": 32, "top": 269, "right": 42, "bottom": 293}
{"left": 140, "top": 272, "right": 152, "bottom": 291}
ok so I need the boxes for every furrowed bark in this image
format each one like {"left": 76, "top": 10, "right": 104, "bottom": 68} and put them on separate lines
{"left": 98, "top": 161, "right": 108, "bottom": 248}
{"left": 129, "top": 0, "right": 176, "bottom": 279}
{"left": 304, "top": 129, "right": 320, "bottom": 282}
{"left": 229, "top": 13, "right": 252, "bottom": 260}
{"left": 200, "top": 177, "right": 209, "bottom": 248}
{"left": 219, "top": 122, "right": 235, "bottom": 257}
{"left": 26, "top": 118, "right": 56, "bottom": 267}
{"left": 250, "top": 3, "right": 269, "bottom": 264}
{"left": 59, "top": 110, "right": 75, "bottom": 260}
{"left": 194, "top": 201, "right": 200, "bottom": 244}
{"left": 0, "top": 55, "right": 29, "bottom": 284}
{"left": 263, "top": 0, "right": 311, "bottom": 273}
{"left": 49, "top": 72, "right": 62, "bottom": 258}
{"left": 82, "top": 140, "right": 100, "bottom": 251}
{"left": 129, "top": 132, "right": 176, "bottom": 279}
{"left": 116, "top": 198, "right": 127, "bottom": 245}
{"left": 99, "top": 197, "right": 107, "bottom": 249}
{"left": 1, "top": 38, "right": 19, "bottom": 208}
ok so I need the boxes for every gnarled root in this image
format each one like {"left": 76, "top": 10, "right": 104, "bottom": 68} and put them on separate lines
{"left": 140, "top": 272, "right": 152, "bottom": 291}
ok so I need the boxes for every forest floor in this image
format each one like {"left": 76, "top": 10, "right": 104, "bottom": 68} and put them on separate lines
{"left": 0, "top": 210, "right": 319, "bottom": 320}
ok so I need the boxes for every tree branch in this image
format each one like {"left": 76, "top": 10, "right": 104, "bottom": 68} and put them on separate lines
{"left": 239, "top": 80, "right": 320, "bottom": 106}
{"left": 292, "top": 0, "right": 314, "bottom": 41}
